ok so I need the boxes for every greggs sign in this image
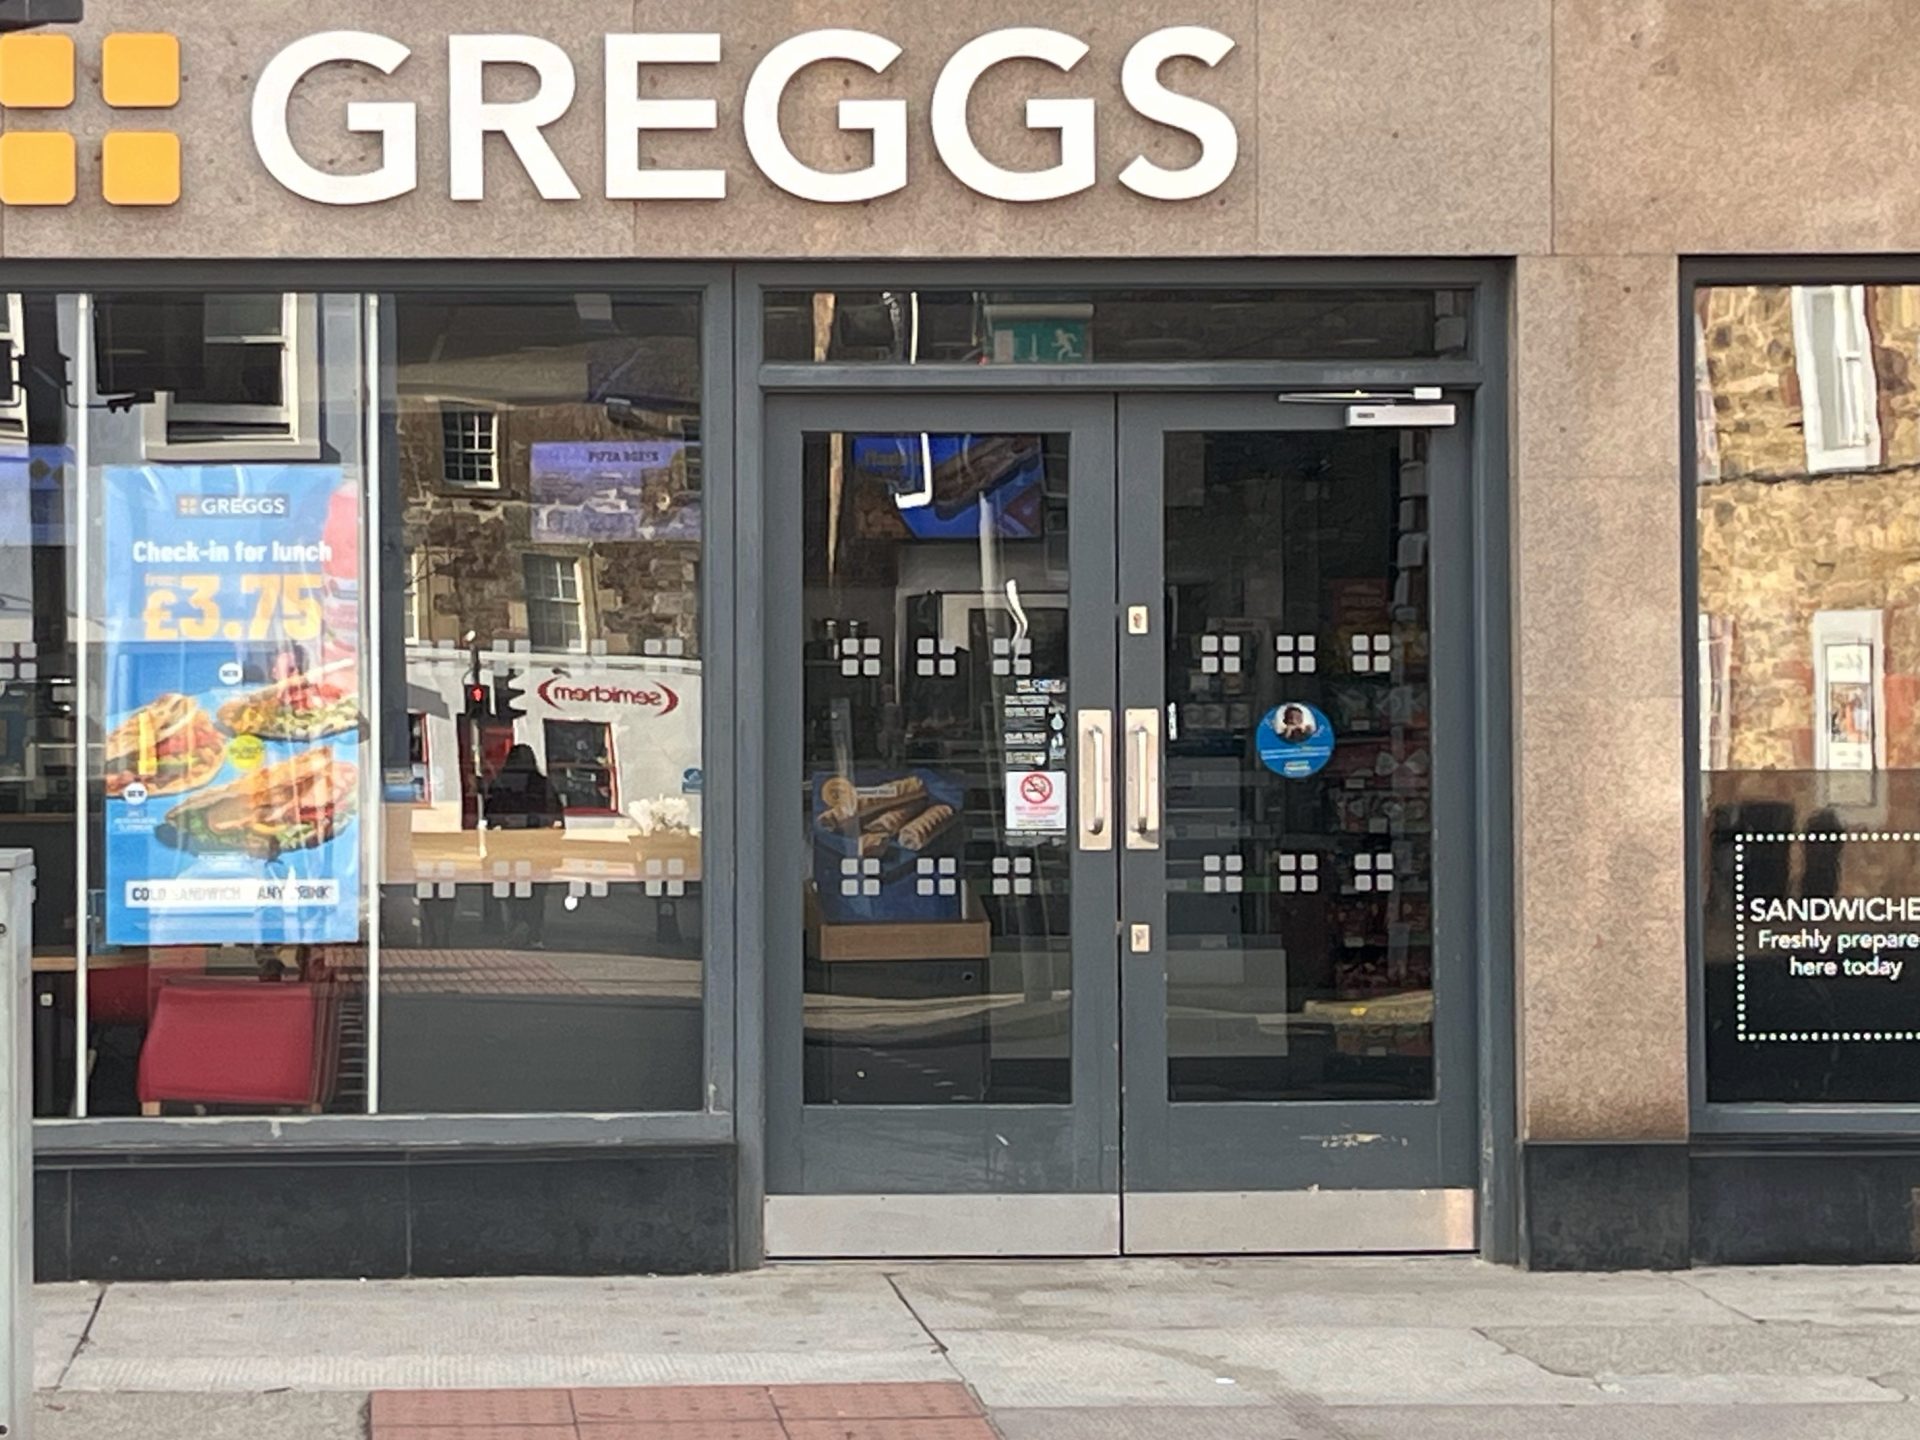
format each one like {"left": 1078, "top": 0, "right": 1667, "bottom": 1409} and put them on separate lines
{"left": 250, "top": 27, "right": 1239, "bottom": 207}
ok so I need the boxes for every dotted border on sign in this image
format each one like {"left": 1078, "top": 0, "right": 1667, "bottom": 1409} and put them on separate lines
{"left": 1736, "top": 833, "right": 1920, "bottom": 1043}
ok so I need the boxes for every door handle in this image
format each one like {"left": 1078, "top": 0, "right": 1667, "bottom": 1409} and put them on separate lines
{"left": 1077, "top": 709, "right": 1112, "bottom": 850}
{"left": 1124, "top": 706, "right": 1160, "bottom": 850}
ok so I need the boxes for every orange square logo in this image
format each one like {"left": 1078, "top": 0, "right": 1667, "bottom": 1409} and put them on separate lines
{"left": 103, "top": 32, "right": 180, "bottom": 109}
{"left": 0, "top": 32, "right": 183, "bottom": 207}
{"left": 0, "top": 32, "right": 75, "bottom": 109}
{"left": 0, "top": 131, "right": 76, "bottom": 206}
{"left": 103, "top": 131, "right": 180, "bottom": 206}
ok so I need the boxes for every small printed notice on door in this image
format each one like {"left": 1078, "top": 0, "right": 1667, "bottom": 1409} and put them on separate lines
{"left": 1006, "top": 770, "right": 1068, "bottom": 835}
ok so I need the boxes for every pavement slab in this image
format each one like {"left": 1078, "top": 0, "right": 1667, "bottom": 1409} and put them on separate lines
{"left": 887, "top": 1257, "right": 1742, "bottom": 1332}
{"left": 32, "top": 1390, "right": 367, "bottom": 1440}
{"left": 81, "top": 1271, "right": 933, "bottom": 1357}
{"left": 1682, "top": 1267, "right": 1920, "bottom": 1326}
{"left": 1332, "top": 1405, "right": 1920, "bottom": 1440}
{"left": 31, "top": 1282, "right": 102, "bottom": 1389}
{"left": 1484, "top": 1322, "right": 1920, "bottom": 1379}
{"left": 939, "top": 1325, "right": 1603, "bottom": 1409}
{"left": 991, "top": 1406, "right": 1332, "bottom": 1438}
{"left": 61, "top": 1271, "right": 949, "bottom": 1392}
{"left": 62, "top": 1346, "right": 954, "bottom": 1394}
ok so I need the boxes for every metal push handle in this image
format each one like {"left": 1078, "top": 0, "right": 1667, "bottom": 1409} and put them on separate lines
{"left": 1124, "top": 707, "right": 1161, "bottom": 850}
{"left": 1077, "top": 710, "right": 1112, "bottom": 851}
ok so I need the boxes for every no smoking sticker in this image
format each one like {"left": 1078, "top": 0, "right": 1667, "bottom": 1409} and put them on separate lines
{"left": 1007, "top": 769, "right": 1068, "bottom": 834}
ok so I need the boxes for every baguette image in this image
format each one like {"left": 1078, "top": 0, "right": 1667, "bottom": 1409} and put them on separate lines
{"left": 161, "top": 746, "right": 358, "bottom": 860}
{"left": 864, "top": 803, "right": 925, "bottom": 839}
{"left": 897, "top": 803, "right": 956, "bottom": 851}
{"left": 104, "top": 693, "right": 226, "bottom": 797}
{"left": 821, "top": 774, "right": 927, "bottom": 832}
{"left": 217, "top": 662, "right": 360, "bottom": 741}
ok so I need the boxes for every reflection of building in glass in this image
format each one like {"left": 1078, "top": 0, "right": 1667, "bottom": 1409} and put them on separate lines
{"left": 1697, "top": 284, "right": 1920, "bottom": 774}
{"left": 395, "top": 296, "right": 703, "bottom": 661}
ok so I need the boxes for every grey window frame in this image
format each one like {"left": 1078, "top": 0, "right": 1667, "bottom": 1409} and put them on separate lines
{"left": 1685, "top": 256, "right": 1920, "bottom": 1136}
{"left": 23, "top": 261, "right": 737, "bottom": 1160}
{"left": 731, "top": 258, "right": 1515, "bottom": 1265}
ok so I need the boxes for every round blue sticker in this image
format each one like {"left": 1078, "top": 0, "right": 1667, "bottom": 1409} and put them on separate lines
{"left": 1256, "top": 703, "right": 1335, "bottom": 779}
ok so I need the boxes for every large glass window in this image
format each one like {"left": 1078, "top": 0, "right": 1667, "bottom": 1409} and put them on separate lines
{"left": 1697, "top": 281, "right": 1920, "bottom": 1103}
{"left": 379, "top": 290, "right": 704, "bottom": 1114}
{"left": 80, "top": 290, "right": 370, "bottom": 1118}
{"left": 31, "top": 285, "right": 706, "bottom": 1122}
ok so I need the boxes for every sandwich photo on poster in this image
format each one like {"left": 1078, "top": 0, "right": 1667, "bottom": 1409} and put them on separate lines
{"left": 102, "top": 464, "right": 363, "bottom": 947}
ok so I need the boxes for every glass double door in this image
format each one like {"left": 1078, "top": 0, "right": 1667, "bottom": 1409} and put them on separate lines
{"left": 764, "top": 393, "right": 1476, "bottom": 1256}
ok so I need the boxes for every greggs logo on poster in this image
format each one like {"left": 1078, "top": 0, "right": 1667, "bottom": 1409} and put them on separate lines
{"left": 251, "top": 26, "right": 1239, "bottom": 206}
{"left": 538, "top": 677, "right": 680, "bottom": 716}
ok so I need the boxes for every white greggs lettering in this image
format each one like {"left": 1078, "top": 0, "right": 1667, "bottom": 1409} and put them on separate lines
{"left": 250, "top": 27, "right": 1238, "bottom": 206}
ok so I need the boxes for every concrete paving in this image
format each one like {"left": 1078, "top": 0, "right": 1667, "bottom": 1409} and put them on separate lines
{"left": 28, "top": 1259, "right": 1920, "bottom": 1439}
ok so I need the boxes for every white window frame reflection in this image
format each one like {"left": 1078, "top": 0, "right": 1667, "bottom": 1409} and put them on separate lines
{"left": 0, "top": 293, "right": 28, "bottom": 442}
{"left": 1791, "top": 284, "right": 1881, "bottom": 473}
{"left": 523, "top": 552, "right": 587, "bottom": 652}
{"left": 403, "top": 552, "right": 424, "bottom": 644}
{"left": 1697, "top": 612, "right": 1731, "bottom": 772}
{"left": 1811, "top": 608, "right": 1889, "bottom": 821}
{"left": 438, "top": 401, "right": 500, "bottom": 490}
{"left": 146, "top": 293, "right": 321, "bottom": 461}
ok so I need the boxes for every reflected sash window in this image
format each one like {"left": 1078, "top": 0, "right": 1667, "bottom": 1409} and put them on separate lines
{"left": 1791, "top": 284, "right": 1880, "bottom": 473}
{"left": 522, "top": 553, "right": 585, "bottom": 653}
{"left": 439, "top": 403, "right": 499, "bottom": 489}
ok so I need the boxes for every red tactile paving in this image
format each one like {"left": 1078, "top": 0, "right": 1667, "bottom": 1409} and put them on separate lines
{"left": 768, "top": 1384, "right": 982, "bottom": 1421}
{"left": 372, "top": 1389, "right": 577, "bottom": 1428}
{"left": 573, "top": 1387, "right": 781, "bottom": 1423}
{"left": 783, "top": 1421, "right": 999, "bottom": 1440}
{"left": 573, "top": 1425, "right": 788, "bottom": 1440}
{"left": 369, "top": 1383, "right": 993, "bottom": 1440}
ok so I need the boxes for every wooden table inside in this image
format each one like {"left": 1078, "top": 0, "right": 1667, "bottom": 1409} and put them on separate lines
{"left": 394, "top": 828, "right": 704, "bottom": 885}
{"left": 31, "top": 953, "right": 149, "bottom": 974}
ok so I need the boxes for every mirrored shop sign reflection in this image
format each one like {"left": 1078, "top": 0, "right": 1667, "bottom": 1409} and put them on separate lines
{"left": 1698, "top": 282, "right": 1920, "bottom": 1103}
{"left": 1164, "top": 430, "right": 1435, "bottom": 1102}
{"left": 800, "top": 432, "right": 1073, "bottom": 1106}
{"left": 26, "top": 288, "right": 705, "bottom": 1119}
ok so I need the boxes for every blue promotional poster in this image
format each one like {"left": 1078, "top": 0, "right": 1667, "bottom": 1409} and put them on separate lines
{"left": 849, "top": 434, "right": 1046, "bottom": 540}
{"left": 103, "top": 465, "right": 362, "bottom": 947}
{"left": 1257, "top": 702, "right": 1335, "bottom": 779}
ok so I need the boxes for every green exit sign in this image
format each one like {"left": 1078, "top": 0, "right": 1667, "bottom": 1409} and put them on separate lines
{"left": 986, "top": 304, "right": 1093, "bottom": 364}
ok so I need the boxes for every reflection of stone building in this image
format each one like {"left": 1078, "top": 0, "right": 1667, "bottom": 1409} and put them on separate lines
{"left": 1698, "top": 285, "right": 1920, "bottom": 771}
{"left": 393, "top": 300, "right": 703, "bottom": 658}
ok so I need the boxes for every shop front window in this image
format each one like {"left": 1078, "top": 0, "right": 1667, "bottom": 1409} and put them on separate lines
{"left": 31, "top": 285, "right": 706, "bottom": 1121}
{"left": 380, "top": 289, "right": 704, "bottom": 1114}
{"left": 1697, "top": 281, "right": 1920, "bottom": 1103}
{"left": 81, "top": 290, "right": 368, "bottom": 1117}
